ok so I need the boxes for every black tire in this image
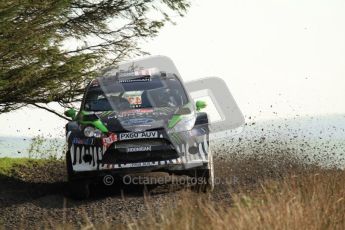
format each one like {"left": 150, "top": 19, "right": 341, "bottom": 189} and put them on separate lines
{"left": 68, "top": 179, "right": 90, "bottom": 200}
{"left": 66, "top": 151, "right": 90, "bottom": 199}
{"left": 189, "top": 149, "right": 214, "bottom": 193}
{"left": 206, "top": 148, "right": 215, "bottom": 192}
{"left": 190, "top": 169, "right": 212, "bottom": 193}
{"left": 66, "top": 151, "right": 74, "bottom": 181}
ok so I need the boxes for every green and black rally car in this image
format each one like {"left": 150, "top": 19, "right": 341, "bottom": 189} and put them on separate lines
{"left": 64, "top": 63, "right": 213, "bottom": 199}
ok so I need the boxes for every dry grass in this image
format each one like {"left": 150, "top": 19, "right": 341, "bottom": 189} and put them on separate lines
{"left": 114, "top": 170, "right": 345, "bottom": 230}
{"left": 3, "top": 153, "right": 344, "bottom": 229}
{"left": 90, "top": 154, "right": 345, "bottom": 230}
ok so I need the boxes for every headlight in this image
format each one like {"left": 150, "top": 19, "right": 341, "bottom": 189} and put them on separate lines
{"left": 169, "top": 115, "right": 196, "bottom": 133}
{"left": 84, "top": 126, "right": 102, "bottom": 138}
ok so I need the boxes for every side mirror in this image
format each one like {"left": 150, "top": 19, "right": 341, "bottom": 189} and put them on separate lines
{"left": 195, "top": 100, "right": 207, "bottom": 111}
{"left": 64, "top": 108, "right": 77, "bottom": 120}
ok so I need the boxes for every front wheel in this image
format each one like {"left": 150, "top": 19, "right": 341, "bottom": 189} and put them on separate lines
{"left": 190, "top": 150, "right": 214, "bottom": 193}
{"left": 206, "top": 148, "right": 215, "bottom": 191}
{"left": 66, "top": 151, "right": 90, "bottom": 199}
{"left": 68, "top": 179, "right": 90, "bottom": 200}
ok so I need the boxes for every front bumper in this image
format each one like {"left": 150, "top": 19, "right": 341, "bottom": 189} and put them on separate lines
{"left": 67, "top": 129, "right": 210, "bottom": 174}
{"left": 69, "top": 161, "right": 208, "bottom": 180}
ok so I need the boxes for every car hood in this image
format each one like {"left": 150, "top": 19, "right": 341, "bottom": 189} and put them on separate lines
{"left": 96, "top": 107, "right": 177, "bottom": 132}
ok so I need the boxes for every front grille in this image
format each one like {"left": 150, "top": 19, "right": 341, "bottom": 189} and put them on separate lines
{"left": 102, "top": 149, "right": 178, "bottom": 164}
{"left": 101, "top": 138, "right": 178, "bottom": 164}
{"left": 114, "top": 139, "right": 169, "bottom": 148}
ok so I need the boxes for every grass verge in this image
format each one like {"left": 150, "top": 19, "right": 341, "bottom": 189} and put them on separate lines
{"left": 1, "top": 155, "right": 344, "bottom": 229}
{"left": 0, "top": 158, "right": 43, "bottom": 175}
{"left": 116, "top": 169, "right": 345, "bottom": 230}
{"left": 0, "top": 157, "right": 62, "bottom": 178}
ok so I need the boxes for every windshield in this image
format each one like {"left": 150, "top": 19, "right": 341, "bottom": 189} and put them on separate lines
{"left": 83, "top": 74, "right": 189, "bottom": 112}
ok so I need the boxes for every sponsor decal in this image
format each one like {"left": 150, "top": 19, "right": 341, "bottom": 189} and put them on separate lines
{"left": 119, "top": 131, "right": 158, "bottom": 140}
{"left": 134, "top": 108, "right": 154, "bottom": 113}
{"left": 117, "top": 108, "right": 154, "bottom": 118}
{"left": 119, "top": 77, "right": 151, "bottom": 83}
{"left": 117, "top": 68, "right": 158, "bottom": 80}
{"left": 121, "top": 118, "right": 154, "bottom": 126}
{"left": 122, "top": 91, "right": 143, "bottom": 108}
{"left": 72, "top": 138, "right": 94, "bottom": 145}
{"left": 102, "top": 133, "right": 118, "bottom": 148}
{"left": 127, "top": 146, "right": 152, "bottom": 152}
{"left": 122, "top": 162, "right": 157, "bottom": 168}
{"left": 128, "top": 95, "right": 142, "bottom": 105}
{"left": 135, "top": 68, "right": 158, "bottom": 76}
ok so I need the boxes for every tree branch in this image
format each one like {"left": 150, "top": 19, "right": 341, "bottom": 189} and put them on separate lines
{"left": 30, "top": 103, "right": 71, "bottom": 121}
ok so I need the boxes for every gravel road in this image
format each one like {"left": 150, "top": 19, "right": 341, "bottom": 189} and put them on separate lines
{"left": 0, "top": 155, "right": 238, "bottom": 229}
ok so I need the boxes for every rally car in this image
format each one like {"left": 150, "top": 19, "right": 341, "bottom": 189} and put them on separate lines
{"left": 64, "top": 67, "right": 213, "bottom": 199}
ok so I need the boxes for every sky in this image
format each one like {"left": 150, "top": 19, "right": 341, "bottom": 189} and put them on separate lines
{"left": 1, "top": 0, "right": 345, "bottom": 138}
